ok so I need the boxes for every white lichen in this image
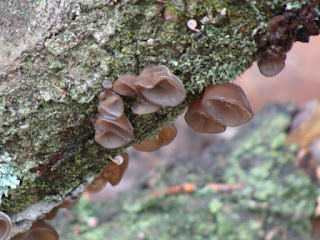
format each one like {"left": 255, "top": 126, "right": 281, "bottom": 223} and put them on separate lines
{"left": 0, "top": 152, "right": 20, "bottom": 204}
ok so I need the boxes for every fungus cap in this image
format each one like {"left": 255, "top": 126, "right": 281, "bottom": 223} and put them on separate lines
{"left": 0, "top": 212, "right": 12, "bottom": 240}
{"left": 94, "top": 115, "right": 134, "bottom": 149}
{"left": 132, "top": 136, "right": 162, "bottom": 152}
{"left": 98, "top": 91, "right": 124, "bottom": 120}
{"left": 202, "top": 83, "right": 254, "bottom": 127}
{"left": 110, "top": 154, "right": 124, "bottom": 165}
{"left": 85, "top": 175, "right": 107, "bottom": 193}
{"left": 135, "top": 65, "right": 186, "bottom": 107}
{"left": 12, "top": 220, "right": 58, "bottom": 240}
{"left": 133, "top": 124, "right": 177, "bottom": 151}
{"left": 102, "top": 80, "right": 113, "bottom": 90}
{"left": 158, "top": 124, "right": 177, "bottom": 146}
{"left": 185, "top": 98, "right": 226, "bottom": 133}
{"left": 131, "top": 96, "right": 161, "bottom": 115}
{"left": 113, "top": 74, "right": 137, "bottom": 96}
{"left": 258, "top": 55, "right": 286, "bottom": 77}
{"left": 102, "top": 152, "right": 129, "bottom": 186}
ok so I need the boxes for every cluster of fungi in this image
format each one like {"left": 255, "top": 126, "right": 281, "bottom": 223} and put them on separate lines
{"left": 93, "top": 65, "right": 253, "bottom": 149}
{"left": 256, "top": 2, "right": 320, "bottom": 77}
{"left": 88, "top": 64, "right": 254, "bottom": 196}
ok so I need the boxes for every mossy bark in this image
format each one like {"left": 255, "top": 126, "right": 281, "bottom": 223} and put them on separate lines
{"left": 0, "top": 0, "right": 318, "bottom": 230}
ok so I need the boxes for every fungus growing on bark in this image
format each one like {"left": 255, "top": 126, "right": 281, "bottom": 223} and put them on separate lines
{"left": 101, "top": 152, "right": 129, "bottom": 186}
{"left": 85, "top": 174, "right": 108, "bottom": 193}
{"left": 98, "top": 91, "right": 124, "bottom": 120}
{"left": 112, "top": 65, "right": 186, "bottom": 116}
{"left": 158, "top": 124, "right": 177, "bottom": 146}
{"left": 113, "top": 74, "right": 137, "bottom": 96}
{"left": 257, "top": 54, "right": 286, "bottom": 77}
{"left": 132, "top": 136, "right": 162, "bottom": 152}
{"left": 12, "top": 220, "right": 58, "bottom": 240}
{"left": 132, "top": 124, "right": 177, "bottom": 152}
{"left": 135, "top": 65, "right": 186, "bottom": 107}
{"left": 184, "top": 98, "right": 226, "bottom": 133}
{"left": 131, "top": 96, "right": 161, "bottom": 115}
{"left": 94, "top": 80, "right": 134, "bottom": 149}
{"left": 0, "top": 211, "right": 12, "bottom": 240}
{"left": 202, "top": 83, "right": 253, "bottom": 127}
{"left": 93, "top": 115, "right": 134, "bottom": 149}
{"left": 86, "top": 153, "right": 129, "bottom": 192}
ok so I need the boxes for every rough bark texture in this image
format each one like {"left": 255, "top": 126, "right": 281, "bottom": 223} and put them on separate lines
{"left": 0, "top": 0, "right": 318, "bottom": 236}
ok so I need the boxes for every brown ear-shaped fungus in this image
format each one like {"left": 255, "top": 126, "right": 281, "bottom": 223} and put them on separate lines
{"left": 93, "top": 115, "right": 134, "bottom": 149}
{"left": 132, "top": 136, "right": 162, "bottom": 152}
{"left": 132, "top": 124, "right": 177, "bottom": 151}
{"left": 257, "top": 54, "right": 286, "bottom": 77}
{"left": 131, "top": 96, "right": 162, "bottom": 115}
{"left": 0, "top": 212, "right": 12, "bottom": 240}
{"left": 185, "top": 98, "right": 226, "bottom": 133}
{"left": 135, "top": 65, "right": 186, "bottom": 107}
{"left": 98, "top": 91, "right": 124, "bottom": 120}
{"left": 202, "top": 83, "right": 253, "bottom": 127}
{"left": 113, "top": 74, "right": 138, "bottom": 96}
{"left": 102, "top": 152, "right": 129, "bottom": 186}
{"left": 85, "top": 175, "right": 107, "bottom": 193}
{"left": 12, "top": 220, "right": 58, "bottom": 240}
{"left": 158, "top": 124, "right": 177, "bottom": 146}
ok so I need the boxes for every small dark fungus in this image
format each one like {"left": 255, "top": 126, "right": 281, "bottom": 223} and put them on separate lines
{"left": 257, "top": 54, "right": 286, "bottom": 77}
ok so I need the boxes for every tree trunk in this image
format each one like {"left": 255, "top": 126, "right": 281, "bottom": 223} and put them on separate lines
{"left": 0, "top": 0, "right": 319, "bottom": 236}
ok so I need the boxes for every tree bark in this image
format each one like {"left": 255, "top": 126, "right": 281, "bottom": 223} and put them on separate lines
{"left": 0, "top": 0, "right": 319, "bottom": 236}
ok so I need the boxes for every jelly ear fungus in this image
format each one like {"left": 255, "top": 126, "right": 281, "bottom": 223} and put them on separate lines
{"left": 185, "top": 83, "right": 253, "bottom": 133}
